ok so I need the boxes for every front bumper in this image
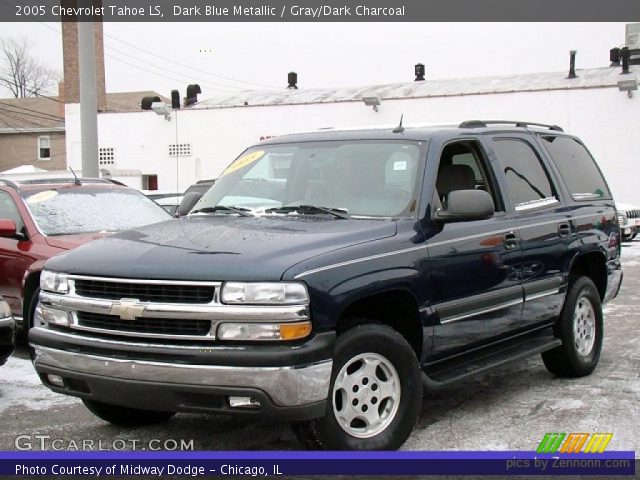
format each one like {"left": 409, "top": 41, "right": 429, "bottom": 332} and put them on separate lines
{"left": 30, "top": 328, "right": 334, "bottom": 420}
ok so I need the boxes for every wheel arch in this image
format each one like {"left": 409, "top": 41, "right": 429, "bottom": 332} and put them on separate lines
{"left": 568, "top": 250, "right": 607, "bottom": 301}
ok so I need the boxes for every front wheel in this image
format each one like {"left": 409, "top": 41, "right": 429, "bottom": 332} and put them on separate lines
{"left": 292, "top": 323, "right": 423, "bottom": 450}
{"left": 542, "top": 276, "right": 603, "bottom": 378}
{"left": 82, "top": 399, "right": 175, "bottom": 427}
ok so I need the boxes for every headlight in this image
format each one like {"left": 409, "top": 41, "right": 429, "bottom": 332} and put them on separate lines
{"left": 217, "top": 321, "right": 312, "bottom": 341}
{"left": 221, "top": 282, "right": 308, "bottom": 305}
{"left": 35, "top": 304, "right": 70, "bottom": 327}
{"left": 0, "top": 300, "right": 11, "bottom": 318}
{"left": 40, "top": 270, "right": 69, "bottom": 294}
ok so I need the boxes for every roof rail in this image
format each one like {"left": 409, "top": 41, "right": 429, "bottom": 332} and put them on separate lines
{"left": 0, "top": 178, "right": 20, "bottom": 189}
{"left": 15, "top": 178, "right": 110, "bottom": 186}
{"left": 459, "top": 120, "right": 564, "bottom": 132}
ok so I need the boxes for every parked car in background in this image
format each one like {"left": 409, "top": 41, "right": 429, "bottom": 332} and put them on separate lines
{"left": 176, "top": 179, "right": 216, "bottom": 216}
{"left": 0, "top": 295, "right": 14, "bottom": 366}
{"left": 0, "top": 175, "right": 172, "bottom": 334}
{"left": 617, "top": 203, "right": 639, "bottom": 241}
{"left": 143, "top": 191, "right": 184, "bottom": 216}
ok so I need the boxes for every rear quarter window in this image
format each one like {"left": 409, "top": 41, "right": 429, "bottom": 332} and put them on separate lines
{"left": 540, "top": 136, "right": 611, "bottom": 201}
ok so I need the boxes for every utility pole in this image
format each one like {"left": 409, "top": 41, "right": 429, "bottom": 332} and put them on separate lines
{"left": 78, "top": 7, "right": 99, "bottom": 178}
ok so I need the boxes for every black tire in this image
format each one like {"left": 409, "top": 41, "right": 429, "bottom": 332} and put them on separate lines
{"left": 82, "top": 399, "right": 175, "bottom": 427}
{"left": 16, "top": 286, "right": 40, "bottom": 345}
{"left": 542, "top": 276, "right": 603, "bottom": 378}
{"left": 292, "top": 323, "right": 423, "bottom": 450}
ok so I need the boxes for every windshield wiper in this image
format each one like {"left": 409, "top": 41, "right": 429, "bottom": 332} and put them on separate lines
{"left": 264, "top": 205, "right": 350, "bottom": 219}
{"left": 190, "top": 206, "right": 255, "bottom": 217}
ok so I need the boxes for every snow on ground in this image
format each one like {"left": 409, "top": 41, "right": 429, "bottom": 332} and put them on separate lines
{"left": 0, "top": 353, "right": 76, "bottom": 413}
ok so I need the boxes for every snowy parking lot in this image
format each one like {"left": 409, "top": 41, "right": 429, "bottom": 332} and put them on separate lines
{"left": 1, "top": 240, "right": 639, "bottom": 453}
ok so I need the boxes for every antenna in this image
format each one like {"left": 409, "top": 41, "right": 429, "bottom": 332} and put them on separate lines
{"left": 392, "top": 114, "right": 405, "bottom": 134}
{"left": 68, "top": 167, "right": 82, "bottom": 186}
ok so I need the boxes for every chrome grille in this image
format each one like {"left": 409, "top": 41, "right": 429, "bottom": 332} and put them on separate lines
{"left": 73, "top": 279, "right": 215, "bottom": 304}
{"left": 77, "top": 311, "right": 212, "bottom": 336}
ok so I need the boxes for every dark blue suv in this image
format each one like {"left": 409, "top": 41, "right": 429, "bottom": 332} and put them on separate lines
{"left": 30, "top": 120, "right": 622, "bottom": 450}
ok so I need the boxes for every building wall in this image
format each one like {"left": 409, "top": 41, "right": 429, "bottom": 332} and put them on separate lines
{"left": 65, "top": 85, "right": 640, "bottom": 204}
{"left": 0, "top": 132, "right": 66, "bottom": 172}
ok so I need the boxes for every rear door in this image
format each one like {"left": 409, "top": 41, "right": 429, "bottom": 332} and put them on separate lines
{"left": 485, "top": 134, "right": 569, "bottom": 329}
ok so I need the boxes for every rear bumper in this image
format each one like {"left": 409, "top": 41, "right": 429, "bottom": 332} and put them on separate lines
{"left": 30, "top": 328, "right": 334, "bottom": 420}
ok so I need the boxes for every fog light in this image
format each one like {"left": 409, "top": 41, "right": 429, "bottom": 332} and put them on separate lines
{"left": 46, "top": 374, "right": 65, "bottom": 387}
{"left": 37, "top": 305, "right": 70, "bottom": 327}
{"left": 228, "top": 396, "right": 260, "bottom": 409}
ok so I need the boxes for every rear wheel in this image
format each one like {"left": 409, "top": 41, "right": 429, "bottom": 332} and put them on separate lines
{"left": 542, "top": 276, "right": 603, "bottom": 377}
{"left": 82, "top": 399, "right": 175, "bottom": 427}
{"left": 292, "top": 323, "right": 422, "bottom": 450}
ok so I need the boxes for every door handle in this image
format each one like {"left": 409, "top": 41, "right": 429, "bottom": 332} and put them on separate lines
{"left": 503, "top": 231, "right": 520, "bottom": 250}
{"left": 558, "top": 222, "right": 571, "bottom": 238}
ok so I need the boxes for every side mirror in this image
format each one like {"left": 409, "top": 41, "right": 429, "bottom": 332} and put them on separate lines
{"left": 436, "top": 190, "right": 495, "bottom": 222}
{"left": 0, "top": 219, "right": 18, "bottom": 238}
{"left": 176, "top": 191, "right": 203, "bottom": 217}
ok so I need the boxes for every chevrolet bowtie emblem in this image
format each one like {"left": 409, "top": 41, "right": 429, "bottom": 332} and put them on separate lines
{"left": 110, "top": 299, "right": 146, "bottom": 321}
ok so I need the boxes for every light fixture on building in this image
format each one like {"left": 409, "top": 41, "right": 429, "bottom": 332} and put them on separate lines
{"left": 151, "top": 102, "right": 172, "bottom": 121}
{"left": 617, "top": 76, "right": 638, "bottom": 98}
{"left": 362, "top": 96, "right": 381, "bottom": 112}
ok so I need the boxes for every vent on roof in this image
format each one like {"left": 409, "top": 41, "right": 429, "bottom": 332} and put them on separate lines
{"left": 287, "top": 72, "right": 298, "bottom": 90}
{"left": 415, "top": 63, "right": 425, "bottom": 81}
{"left": 567, "top": 50, "right": 578, "bottom": 79}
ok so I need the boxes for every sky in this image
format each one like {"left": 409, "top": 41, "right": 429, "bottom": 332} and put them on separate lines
{"left": 0, "top": 22, "right": 633, "bottom": 99}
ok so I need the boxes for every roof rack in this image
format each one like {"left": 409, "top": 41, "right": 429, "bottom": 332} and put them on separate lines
{"left": 459, "top": 120, "right": 564, "bottom": 132}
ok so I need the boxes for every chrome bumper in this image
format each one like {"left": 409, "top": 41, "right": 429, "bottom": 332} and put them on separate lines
{"left": 0, "top": 316, "right": 14, "bottom": 328}
{"left": 32, "top": 345, "right": 332, "bottom": 407}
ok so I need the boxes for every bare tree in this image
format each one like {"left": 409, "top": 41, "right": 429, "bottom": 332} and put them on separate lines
{"left": 0, "top": 36, "right": 58, "bottom": 98}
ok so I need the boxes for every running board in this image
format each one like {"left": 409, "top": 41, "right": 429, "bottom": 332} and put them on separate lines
{"left": 422, "top": 334, "right": 562, "bottom": 390}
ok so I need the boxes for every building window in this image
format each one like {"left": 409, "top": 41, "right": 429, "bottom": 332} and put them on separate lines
{"left": 99, "top": 147, "right": 115, "bottom": 166}
{"left": 38, "top": 136, "right": 51, "bottom": 160}
{"left": 168, "top": 143, "right": 192, "bottom": 156}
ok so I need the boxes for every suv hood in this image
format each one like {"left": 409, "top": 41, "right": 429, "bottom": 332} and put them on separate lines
{"left": 44, "top": 232, "right": 109, "bottom": 250}
{"left": 45, "top": 215, "right": 397, "bottom": 281}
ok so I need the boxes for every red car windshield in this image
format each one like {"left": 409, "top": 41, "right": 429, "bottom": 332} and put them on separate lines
{"left": 21, "top": 186, "right": 171, "bottom": 236}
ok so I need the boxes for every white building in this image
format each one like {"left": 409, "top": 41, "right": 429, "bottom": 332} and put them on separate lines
{"left": 64, "top": 64, "right": 640, "bottom": 204}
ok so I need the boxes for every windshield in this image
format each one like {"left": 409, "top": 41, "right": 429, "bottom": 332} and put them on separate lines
{"left": 22, "top": 186, "right": 172, "bottom": 235}
{"left": 193, "top": 140, "right": 425, "bottom": 217}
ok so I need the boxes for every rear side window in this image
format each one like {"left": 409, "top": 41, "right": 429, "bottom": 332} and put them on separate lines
{"left": 491, "top": 139, "right": 558, "bottom": 211}
{"left": 540, "top": 136, "right": 611, "bottom": 200}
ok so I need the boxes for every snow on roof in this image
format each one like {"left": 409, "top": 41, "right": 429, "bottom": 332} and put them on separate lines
{"left": 193, "top": 66, "right": 637, "bottom": 110}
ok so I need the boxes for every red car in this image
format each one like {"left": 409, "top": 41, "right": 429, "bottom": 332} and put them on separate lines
{"left": 0, "top": 175, "right": 172, "bottom": 334}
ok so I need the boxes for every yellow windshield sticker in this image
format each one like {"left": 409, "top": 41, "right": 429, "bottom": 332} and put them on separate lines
{"left": 26, "top": 190, "right": 58, "bottom": 204}
{"left": 222, "top": 150, "right": 264, "bottom": 176}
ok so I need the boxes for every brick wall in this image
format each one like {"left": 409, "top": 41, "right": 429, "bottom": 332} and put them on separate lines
{"left": 61, "top": 16, "right": 106, "bottom": 110}
{"left": 0, "top": 132, "right": 66, "bottom": 172}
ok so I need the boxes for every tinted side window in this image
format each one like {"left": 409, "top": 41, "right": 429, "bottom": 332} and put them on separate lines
{"left": 540, "top": 136, "right": 611, "bottom": 200}
{"left": 491, "top": 139, "right": 558, "bottom": 211}
{"left": 0, "top": 192, "right": 23, "bottom": 230}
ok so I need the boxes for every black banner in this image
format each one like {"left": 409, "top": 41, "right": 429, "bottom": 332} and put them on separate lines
{"left": 0, "top": 0, "right": 638, "bottom": 22}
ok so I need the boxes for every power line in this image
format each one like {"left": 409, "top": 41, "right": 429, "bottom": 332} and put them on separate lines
{"left": 0, "top": 101, "right": 64, "bottom": 122}
{"left": 102, "top": 31, "right": 279, "bottom": 90}
{"left": 35, "top": 20, "right": 271, "bottom": 94}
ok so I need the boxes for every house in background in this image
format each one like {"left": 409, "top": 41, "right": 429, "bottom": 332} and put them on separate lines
{"left": 0, "top": 20, "right": 166, "bottom": 176}
{"left": 0, "top": 96, "right": 66, "bottom": 172}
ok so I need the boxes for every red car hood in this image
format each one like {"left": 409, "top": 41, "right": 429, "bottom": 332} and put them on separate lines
{"left": 44, "top": 232, "right": 108, "bottom": 250}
